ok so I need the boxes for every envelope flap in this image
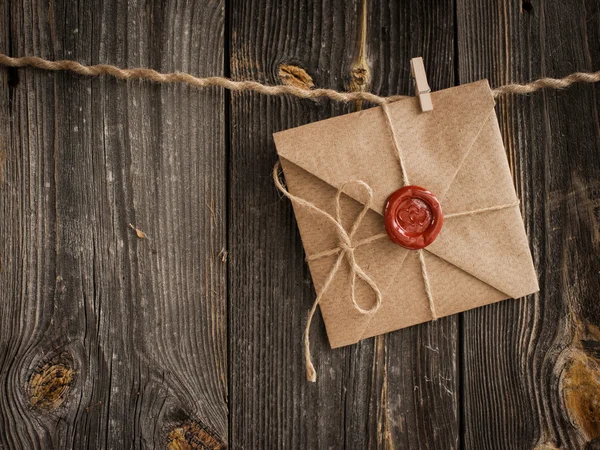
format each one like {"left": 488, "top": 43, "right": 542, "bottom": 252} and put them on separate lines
{"left": 273, "top": 80, "right": 496, "bottom": 215}
{"left": 425, "top": 108, "right": 539, "bottom": 299}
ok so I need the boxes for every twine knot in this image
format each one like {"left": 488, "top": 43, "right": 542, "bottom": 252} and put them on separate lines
{"left": 339, "top": 241, "right": 354, "bottom": 254}
{"left": 305, "top": 180, "right": 383, "bottom": 381}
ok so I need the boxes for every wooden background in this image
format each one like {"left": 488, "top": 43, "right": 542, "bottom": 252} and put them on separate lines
{"left": 1, "top": 0, "right": 599, "bottom": 448}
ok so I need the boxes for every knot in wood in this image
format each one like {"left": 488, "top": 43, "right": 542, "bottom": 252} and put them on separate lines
{"left": 29, "top": 363, "right": 74, "bottom": 410}
{"left": 167, "top": 422, "right": 226, "bottom": 450}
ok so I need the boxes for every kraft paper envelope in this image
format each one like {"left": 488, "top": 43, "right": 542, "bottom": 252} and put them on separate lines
{"left": 273, "top": 80, "right": 539, "bottom": 349}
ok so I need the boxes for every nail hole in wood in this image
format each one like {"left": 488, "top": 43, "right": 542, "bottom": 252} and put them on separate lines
{"left": 7, "top": 67, "right": 19, "bottom": 87}
{"left": 522, "top": 1, "right": 534, "bottom": 13}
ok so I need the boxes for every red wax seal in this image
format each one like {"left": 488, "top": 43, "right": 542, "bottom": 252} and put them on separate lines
{"left": 384, "top": 185, "right": 443, "bottom": 250}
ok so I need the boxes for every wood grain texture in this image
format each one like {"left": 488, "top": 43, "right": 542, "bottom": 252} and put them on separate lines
{"left": 228, "top": 0, "right": 459, "bottom": 448}
{"left": 228, "top": 3, "right": 360, "bottom": 447}
{"left": 0, "top": 1, "right": 227, "bottom": 448}
{"left": 2, "top": 0, "right": 600, "bottom": 448}
{"left": 457, "top": 0, "right": 600, "bottom": 448}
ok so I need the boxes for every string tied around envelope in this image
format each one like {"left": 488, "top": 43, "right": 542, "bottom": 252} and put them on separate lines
{"left": 273, "top": 165, "right": 383, "bottom": 382}
{"left": 380, "top": 102, "right": 439, "bottom": 319}
{"left": 274, "top": 101, "right": 521, "bottom": 382}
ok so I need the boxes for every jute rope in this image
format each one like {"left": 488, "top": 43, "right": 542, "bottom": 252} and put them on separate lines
{"left": 0, "top": 54, "right": 598, "bottom": 103}
{"left": 274, "top": 104, "right": 520, "bottom": 381}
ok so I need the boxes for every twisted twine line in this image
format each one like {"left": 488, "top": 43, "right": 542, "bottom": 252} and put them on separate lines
{"left": 1, "top": 54, "right": 598, "bottom": 104}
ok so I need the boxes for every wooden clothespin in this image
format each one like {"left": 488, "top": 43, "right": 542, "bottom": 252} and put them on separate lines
{"left": 410, "top": 57, "right": 433, "bottom": 112}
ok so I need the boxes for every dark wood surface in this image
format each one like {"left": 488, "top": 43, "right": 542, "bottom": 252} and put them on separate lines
{"left": 0, "top": 1, "right": 227, "bottom": 448}
{"left": 229, "top": 1, "right": 460, "bottom": 448}
{"left": 458, "top": 1, "right": 600, "bottom": 449}
{"left": 0, "top": 0, "right": 599, "bottom": 449}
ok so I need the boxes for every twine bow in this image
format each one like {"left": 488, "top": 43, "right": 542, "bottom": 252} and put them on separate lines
{"left": 273, "top": 165, "right": 383, "bottom": 382}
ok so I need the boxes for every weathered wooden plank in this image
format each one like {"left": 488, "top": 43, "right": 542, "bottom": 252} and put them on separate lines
{"left": 229, "top": 0, "right": 458, "bottom": 448}
{"left": 228, "top": 3, "right": 360, "bottom": 447}
{"left": 0, "top": 1, "right": 227, "bottom": 448}
{"left": 457, "top": 1, "right": 600, "bottom": 448}
{"left": 344, "top": 2, "right": 460, "bottom": 449}
{"left": 2, "top": 1, "right": 598, "bottom": 448}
